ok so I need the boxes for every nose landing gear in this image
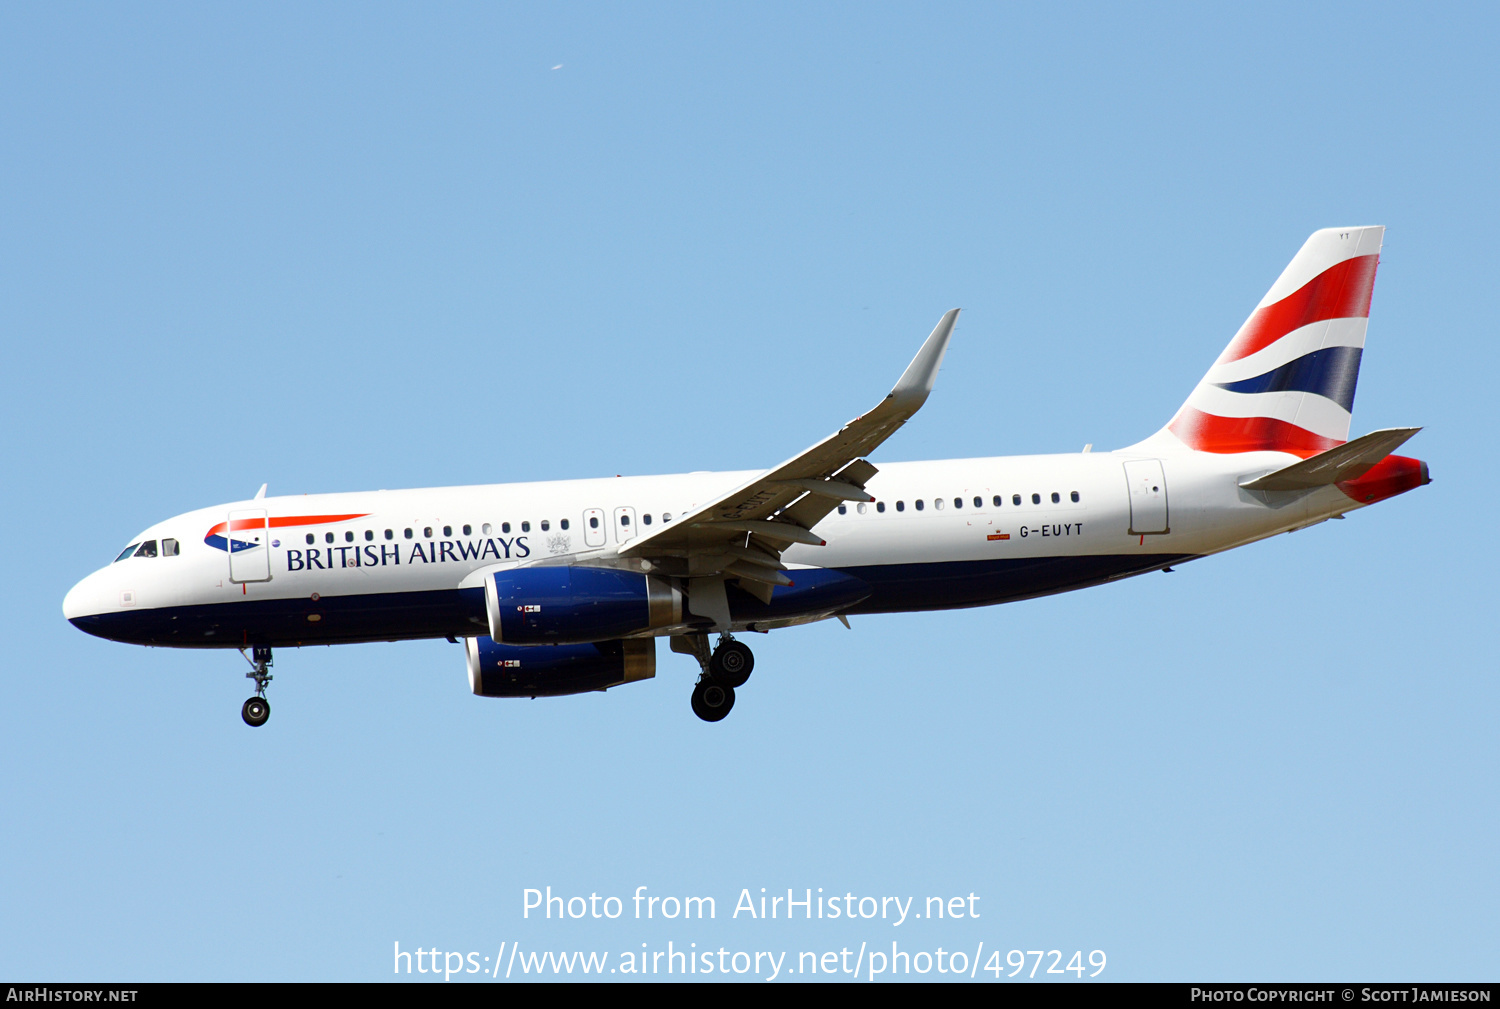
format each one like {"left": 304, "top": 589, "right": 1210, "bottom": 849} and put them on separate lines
{"left": 241, "top": 695, "right": 270, "bottom": 727}
{"left": 241, "top": 645, "right": 273, "bottom": 727}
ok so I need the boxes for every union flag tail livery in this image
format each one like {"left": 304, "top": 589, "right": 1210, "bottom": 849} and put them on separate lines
{"left": 1164, "top": 226, "right": 1383, "bottom": 458}
{"left": 62, "top": 229, "right": 1428, "bottom": 727}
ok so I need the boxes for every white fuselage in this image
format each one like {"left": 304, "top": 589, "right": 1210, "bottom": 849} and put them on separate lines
{"left": 63, "top": 446, "right": 1373, "bottom": 650}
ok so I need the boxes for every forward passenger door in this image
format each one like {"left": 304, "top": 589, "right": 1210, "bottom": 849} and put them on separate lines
{"left": 227, "top": 509, "right": 272, "bottom": 583}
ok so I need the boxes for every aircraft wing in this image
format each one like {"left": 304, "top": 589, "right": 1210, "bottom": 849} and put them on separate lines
{"left": 621, "top": 309, "right": 960, "bottom": 597}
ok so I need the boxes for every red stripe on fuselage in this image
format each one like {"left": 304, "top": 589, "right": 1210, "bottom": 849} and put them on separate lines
{"left": 1219, "top": 254, "right": 1378, "bottom": 364}
{"left": 1168, "top": 406, "right": 1343, "bottom": 458}
{"left": 206, "top": 513, "right": 369, "bottom": 537}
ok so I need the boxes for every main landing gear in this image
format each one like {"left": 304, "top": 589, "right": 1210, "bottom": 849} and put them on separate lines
{"left": 688, "top": 635, "right": 755, "bottom": 723}
{"left": 241, "top": 645, "right": 273, "bottom": 727}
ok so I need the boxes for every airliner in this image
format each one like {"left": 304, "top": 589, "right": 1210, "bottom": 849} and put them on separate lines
{"left": 63, "top": 226, "right": 1427, "bottom": 725}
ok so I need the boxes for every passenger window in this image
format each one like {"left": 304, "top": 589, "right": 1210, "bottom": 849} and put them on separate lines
{"left": 934, "top": 498, "right": 945, "bottom": 510}
{"left": 305, "top": 534, "right": 315, "bottom": 545}
{"left": 1032, "top": 493, "right": 1041, "bottom": 505}
{"left": 345, "top": 531, "right": 354, "bottom": 542}
{"left": 385, "top": 529, "right": 394, "bottom": 540}
{"left": 621, "top": 514, "right": 630, "bottom": 526}
{"left": 993, "top": 495, "right": 1002, "bottom": 507}
{"left": 876, "top": 501, "right": 886, "bottom": 513}
{"left": 1012, "top": 494, "right": 1021, "bottom": 506}
{"left": 325, "top": 532, "right": 335, "bottom": 544}
{"left": 953, "top": 497, "right": 962, "bottom": 509}
{"left": 1051, "top": 492, "right": 1060, "bottom": 504}
{"left": 561, "top": 518, "right": 570, "bottom": 530}
{"left": 481, "top": 523, "right": 492, "bottom": 535}
{"left": 135, "top": 540, "right": 158, "bottom": 558}
{"left": 162, "top": 538, "right": 179, "bottom": 556}
{"left": 521, "top": 521, "right": 530, "bottom": 533}
{"left": 541, "top": 520, "right": 550, "bottom": 531}
{"left": 404, "top": 528, "right": 413, "bottom": 539}
{"left": 423, "top": 527, "right": 433, "bottom": 538}
{"left": 896, "top": 501, "right": 905, "bottom": 512}
{"left": 115, "top": 544, "right": 140, "bottom": 562}
{"left": 443, "top": 525, "right": 452, "bottom": 537}
{"left": 838, "top": 504, "right": 847, "bottom": 515}
{"left": 663, "top": 513, "right": 673, "bottom": 522}
{"left": 502, "top": 523, "right": 511, "bottom": 534}
{"left": 365, "top": 530, "right": 374, "bottom": 541}
{"left": 1071, "top": 491, "right": 1080, "bottom": 503}
{"left": 641, "top": 515, "right": 650, "bottom": 525}
{"left": 974, "top": 496, "right": 982, "bottom": 508}
{"left": 915, "top": 500, "right": 925, "bottom": 511}
{"left": 462, "top": 524, "right": 472, "bottom": 536}
{"left": 589, "top": 516, "right": 599, "bottom": 529}
{"left": 857, "top": 503, "right": 867, "bottom": 514}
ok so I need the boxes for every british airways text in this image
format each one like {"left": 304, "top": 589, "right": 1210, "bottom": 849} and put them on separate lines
{"left": 285, "top": 536, "right": 531, "bottom": 571}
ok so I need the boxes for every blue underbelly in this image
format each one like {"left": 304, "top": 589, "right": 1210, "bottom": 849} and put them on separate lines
{"left": 70, "top": 552, "right": 1195, "bottom": 648}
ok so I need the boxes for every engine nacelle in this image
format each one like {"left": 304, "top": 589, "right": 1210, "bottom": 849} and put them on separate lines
{"left": 466, "top": 636, "right": 656, "bottom": 698}
{"left": 484, "top": 566, "right": 682, "bottom": 644}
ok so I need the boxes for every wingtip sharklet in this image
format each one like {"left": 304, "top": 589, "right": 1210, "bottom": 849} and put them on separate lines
{"left": 620, "top": 307, "right": 960, "bottom": 564}
{"left": 889, "top": 308, "right": 960, "bottom": 408}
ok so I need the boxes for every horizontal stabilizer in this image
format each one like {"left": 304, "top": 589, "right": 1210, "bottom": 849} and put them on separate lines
{"left": 1240, "top": 427, "right": 1421, "bottom": 491}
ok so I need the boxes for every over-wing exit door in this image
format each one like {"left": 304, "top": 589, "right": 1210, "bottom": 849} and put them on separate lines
{"left": 613, "top": 507, "right": 637, "bottom": 545}
{"left": 583, "top": 508, "right": 606, "bottom": 548}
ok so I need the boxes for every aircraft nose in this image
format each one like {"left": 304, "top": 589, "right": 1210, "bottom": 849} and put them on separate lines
{"left": 63, "top": 568, "right": 112, "bottom": 623}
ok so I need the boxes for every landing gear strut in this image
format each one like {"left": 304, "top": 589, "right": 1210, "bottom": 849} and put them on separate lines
{"left": 241, "top": 645, "right": 273, "bottom": 727}
{"left": 687, "top": 633, "right": 754, "bottom": 722}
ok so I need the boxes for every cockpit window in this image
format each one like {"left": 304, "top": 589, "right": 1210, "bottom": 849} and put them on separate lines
{"left": 134, "top": 540, "right": 158, "bottom": 558}
{"left": 115, "top": 543, "right": 141, "bottom": 562}
{"left": 162, "top": 538, "right": 180, "bottom": 557}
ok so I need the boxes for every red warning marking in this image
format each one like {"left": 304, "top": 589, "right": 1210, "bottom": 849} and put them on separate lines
{"left": 986, "top": 533, "right": 1009, "bottom": 541}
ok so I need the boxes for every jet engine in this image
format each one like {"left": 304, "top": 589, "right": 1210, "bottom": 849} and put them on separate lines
{"left": 484, "top": 566, "right": 682, "bottom": 644}
{"left": 465, "top": 635, "right": 656, "bottom": 698}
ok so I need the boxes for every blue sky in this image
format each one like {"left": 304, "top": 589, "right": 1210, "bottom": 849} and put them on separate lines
{"left": 2, "top": 3, "right": 1495, "bottom": 982}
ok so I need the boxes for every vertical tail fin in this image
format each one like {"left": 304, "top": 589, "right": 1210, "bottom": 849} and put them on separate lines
{"left": 1161, "top": 226, "right": 1384, "bottom": 457}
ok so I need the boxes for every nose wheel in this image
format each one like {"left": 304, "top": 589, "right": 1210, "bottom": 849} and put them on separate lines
{"left": 240, "top": 645, "right": 274, "bottom": 728}
{"left": 241, "top": 695, "right": 270, "bottom": 727}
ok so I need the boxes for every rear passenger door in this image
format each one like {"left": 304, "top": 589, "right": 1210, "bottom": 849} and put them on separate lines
{"left": 1123, "top": 460, "right": 1169, "bottom": 535}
